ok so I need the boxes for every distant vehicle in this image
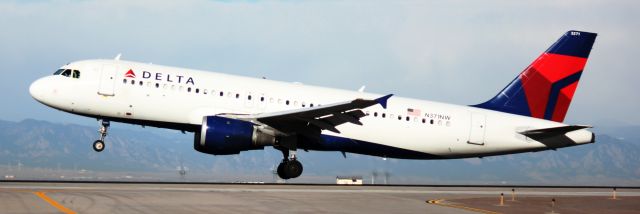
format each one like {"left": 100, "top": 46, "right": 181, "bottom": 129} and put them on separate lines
{"left": 4, "top": 175, "right": 15, "bottom": 179}
{"left": 336, "top": 176, "right": 363, "bottom": 185}
{"left": 30, "top": 31, "right": 597, "bottom": 180}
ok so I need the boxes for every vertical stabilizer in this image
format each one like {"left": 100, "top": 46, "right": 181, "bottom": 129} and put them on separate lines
{"left": 474, "top": 31, "right": 597, "bottom": 122}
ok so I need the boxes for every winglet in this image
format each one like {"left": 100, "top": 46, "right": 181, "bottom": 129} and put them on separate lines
{"left": 358, "top": 85, "right": 366, "bottom": 93}
{"left": 375, "top": 94, "right": 393, "bottom": 109}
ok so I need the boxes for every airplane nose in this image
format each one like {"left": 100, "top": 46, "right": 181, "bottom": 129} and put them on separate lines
{"left": 29, "top": 78, "right": 46, "bottom": 102}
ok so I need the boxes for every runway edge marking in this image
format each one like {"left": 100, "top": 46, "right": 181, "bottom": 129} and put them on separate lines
{"left": 33, "top": 192, "right": 77, "bottom": 214}
{"left": 426, "top": 199, "right": 500, "bottom": 214}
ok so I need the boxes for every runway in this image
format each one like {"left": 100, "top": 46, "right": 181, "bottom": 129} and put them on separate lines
{"left": 1, "top": 182, "right": 639, "bottom": 214}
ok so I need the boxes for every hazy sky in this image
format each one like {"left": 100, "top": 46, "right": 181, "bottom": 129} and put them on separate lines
{"left": 1, "top": 0, "right": 638, "bottom": 127}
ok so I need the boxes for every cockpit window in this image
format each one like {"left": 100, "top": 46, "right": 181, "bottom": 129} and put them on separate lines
{"left": 54, "top": 69, "right": 80, "bottom": 79}
{"left": 61, "top": 69, "right": 71, "bottom": 77}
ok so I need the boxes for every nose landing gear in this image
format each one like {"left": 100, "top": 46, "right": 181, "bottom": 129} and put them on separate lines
{"left": 93, "top": 120, "right": 110, "bottom": 152}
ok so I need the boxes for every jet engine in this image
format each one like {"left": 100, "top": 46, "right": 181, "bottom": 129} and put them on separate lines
{"left": 194, "top": 116, "right": 276, "bottom": 155}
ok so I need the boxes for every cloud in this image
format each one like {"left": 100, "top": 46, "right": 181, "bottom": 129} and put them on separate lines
{"left": 0, "top": 0, "right": 638, "bottom": 125}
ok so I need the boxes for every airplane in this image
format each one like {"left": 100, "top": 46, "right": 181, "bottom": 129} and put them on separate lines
{"left": 29, "top": 30, "right": 597, "bottom": 179}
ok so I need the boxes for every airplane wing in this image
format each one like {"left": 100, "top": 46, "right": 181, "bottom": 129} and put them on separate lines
{"left": 223, "top": 94, "right": 393, "bottom": 138}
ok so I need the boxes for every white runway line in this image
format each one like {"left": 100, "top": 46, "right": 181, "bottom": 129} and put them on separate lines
{"left": 2, "top": 185, "right": 640, "bottom": 196}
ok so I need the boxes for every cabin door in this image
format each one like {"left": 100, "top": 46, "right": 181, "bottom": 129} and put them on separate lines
{"left": 98, "top": 64, "right": 117, "bottom": 96}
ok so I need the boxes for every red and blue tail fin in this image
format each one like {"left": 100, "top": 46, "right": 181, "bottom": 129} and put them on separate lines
{"left": 474, "top": 31, "right": 597, "bottom": 122}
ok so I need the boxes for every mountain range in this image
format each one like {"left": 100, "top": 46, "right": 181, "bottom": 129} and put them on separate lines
{"left": 0, "top": 119, "right": 638, "bottom": 185}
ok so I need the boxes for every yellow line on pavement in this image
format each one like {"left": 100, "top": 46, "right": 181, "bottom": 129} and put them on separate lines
{"left": 426, "top": 199, "right": 500, "bottom": 214}
{"left": 33, "top": 192, "right": 77, "bottom": 214}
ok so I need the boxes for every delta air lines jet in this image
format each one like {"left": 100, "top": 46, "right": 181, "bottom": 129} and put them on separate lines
{"left": 30, "top": 31, "right": 597, "bottom": 179}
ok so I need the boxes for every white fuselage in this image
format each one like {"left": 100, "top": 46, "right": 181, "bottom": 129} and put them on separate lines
{"left": 29, "top": 59, "right": 594, "bottom": 159}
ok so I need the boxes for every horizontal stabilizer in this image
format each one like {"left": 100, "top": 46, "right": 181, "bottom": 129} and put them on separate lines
{"left": 519, "top": 125, "right": 591, "bottom": 138}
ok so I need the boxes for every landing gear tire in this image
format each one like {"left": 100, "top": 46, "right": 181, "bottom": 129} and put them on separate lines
{"left": 277, "top": 162, "right": 286, "bottom": 179}
{"left": 275, "top": 136, "right": 302, "bottom": 180}
{"left": 285, "top": 160, "right": 303, "bottom": 179}
{"left": 277, "top": 159, "right": 303, "bottom": 179}
{"left": 93, "top": 140, "right": 105, "bottom": 152}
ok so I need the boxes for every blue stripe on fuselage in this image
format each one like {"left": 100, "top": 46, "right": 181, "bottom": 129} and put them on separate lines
{"left": 299, "top": 134, "right": 444, "bottom": 159}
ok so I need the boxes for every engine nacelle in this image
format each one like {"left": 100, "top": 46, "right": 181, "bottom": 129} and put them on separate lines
{"left": 194, "top": 116, "right": 276, "bottom": 155}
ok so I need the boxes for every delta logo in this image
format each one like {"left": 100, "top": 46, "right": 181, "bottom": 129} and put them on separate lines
{"left": 125, "top": 69, "right": 136, "bottom": 78}
{"left": 123, "top": 69, "right": 195, "bottom": 85}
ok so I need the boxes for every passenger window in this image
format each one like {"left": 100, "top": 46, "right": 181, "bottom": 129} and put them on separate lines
{"left": 286, "top": 100, "right": 290, "bottom": 105}
{"left": 406, "top": 116, "right": 410, "bottom": 121}
{"left": 422, "top": 118, "right": 426, "bottom": 123}
{"left": 139, "top": 81, "right": 143, "bottom": 86}
{"left": 195, "top": 88, "right": 200, "bottom": 93}
{"left": 188, "top": 87, "right": 192, "bottom": 92}
{"left": 374, "top": 112, "right": 378, "bottom": 117}
{"left": 382, "top": 113, "right": 386, "bottom": 118}
{"left": 398, "top": 115, "right": 402, "bottom": 120}
{"left": 155, "top": 83, "right": 160, "bottom": 88}
{"left": 248, "top": 95, "right": 252, "bottom": 100}
{"left": 220, "top": 91, "right": 224, "bottom": 96}
{"left": 72, "top": 70, "right": 80, "bottom": 78}
{"left": 235, "top": 93, "right": 240, "bottom": 99}
{"left": 310, "top": 103, "right": 314, "bottom": 107}
{"left": 203, "top": 89, "right": 208, "bottom": 94}
{"left": 123, "top": 79, "right": 127, "bottom": 84}
{"left": 430, "top": 119, "right": 434, "bottom": 124}
{"left": 260, "top": 97, "right": 265, "bottom": 102}
{"left": 131, "top": 80, "right": 135, "bottom": 85}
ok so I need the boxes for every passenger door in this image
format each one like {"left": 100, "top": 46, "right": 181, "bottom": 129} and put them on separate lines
{"left": 98, "top": 64, "right": 117, "bottom": 96}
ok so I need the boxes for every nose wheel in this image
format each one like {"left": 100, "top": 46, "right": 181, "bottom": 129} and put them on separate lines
{"left": 93, "top": 120, "right": 110, "bottom": 152}
{"left": 93, "top": 140, "right": 105, "bottom": 152}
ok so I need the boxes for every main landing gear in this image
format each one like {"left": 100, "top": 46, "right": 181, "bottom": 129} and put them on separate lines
{"left": 277, "top": 150, "right": 303, "bottom": 179}
{"left": 93, "top": 120, "right": 110, "bottom": 152}
{"left": 276, "top": 136, "right": 303, "bottom": 180}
